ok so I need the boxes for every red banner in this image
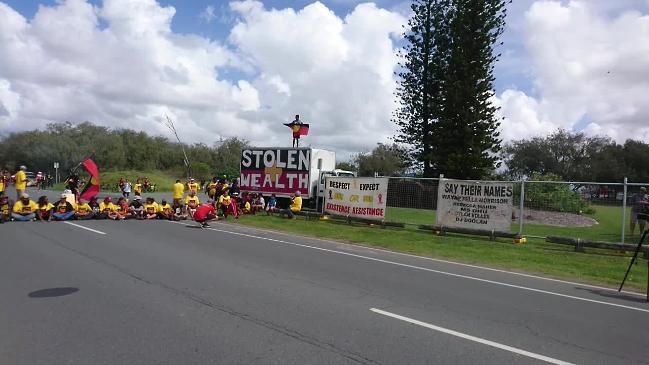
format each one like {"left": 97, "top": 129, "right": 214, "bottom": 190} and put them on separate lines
{"left": 80, "top": 158, "right": 100, "bottom": 200}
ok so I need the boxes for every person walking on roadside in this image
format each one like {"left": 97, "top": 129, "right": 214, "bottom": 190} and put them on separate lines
{"left": 14, "top": 165, "right": 27, "bottom": 200}
{"left": 123, "top": 180, "right": 132, "bottom": 198}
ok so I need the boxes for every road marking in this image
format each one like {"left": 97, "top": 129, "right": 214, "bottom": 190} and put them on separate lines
{"left": 63, "top": 222, "right": 106, "bottom": 235}
{"left": 169, "top": 221, "right": 649, "bottom": 313}
{"left": 213, "top": 221, "right": 646, "bottom": 298}
{"left": 370, "top": 308, "right": 575, "bottom": 365}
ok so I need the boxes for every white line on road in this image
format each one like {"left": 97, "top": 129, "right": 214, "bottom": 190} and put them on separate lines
{"left": 63, "top": 221, "right": 106, "bottom": 235}
{"left": 170, "top": 221, "right": 649, "bottom": 313}
{"left": 212, "top": 221, "right": 646, "bottom": 298}
{"left": 370, "top": 308, "right": 575, "bottom": 365}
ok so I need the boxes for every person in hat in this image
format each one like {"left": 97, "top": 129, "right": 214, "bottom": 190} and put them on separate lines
{"left": 630, "top": 186, "right": 649, "bottom": 235}
{"left": 14, "top": 165, "right": 28, "bottom": 200}
{"left": 74, "top": 198, "right": 95, "bottom": 220}
{"left": 52, "top": 194, "right": 76, "bottom": 221}
{"left": 187, "top": 178, "right": 199, "bottom": 194}
{"left": 129, "top": 195, "right": 145, "bottom": 219}
{"left": 12, "top": 193, "right": 38, "bottom": 221}
{"left": 36, "top": 195, "right": 54, "bottom": 221}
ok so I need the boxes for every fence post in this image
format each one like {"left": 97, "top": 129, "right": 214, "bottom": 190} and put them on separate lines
{"left": 518, "top": 180, "right": 525, "bottom": 236}
{"left": 621, "top": 177, "right": 628, "bottom": 244}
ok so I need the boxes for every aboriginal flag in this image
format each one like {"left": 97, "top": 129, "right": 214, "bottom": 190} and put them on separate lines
{"left": 80, "top": 158, "right": 100, "bottom": 200}
{"left": 284, "top": 122, "right": 310, "bottom": 137}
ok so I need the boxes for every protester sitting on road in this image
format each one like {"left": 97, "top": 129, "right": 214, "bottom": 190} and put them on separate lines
{"left": 89, "top": 196, "right": 100, "bottom": 213}
{"left": 144, "top": 197, "right": 159, "bottom": 220}
{"left": 114, "top": 197, "right": 130, "bottom": 220}
{"left": 0, "top": 192, "right": 11, "bottom": 223}
{"left": 157, "top": 199, "right": 173, "bottom": 220}
{"left": 12, "top": 193, "right": 38, "bottom": 221}
{"left": 185, "top": 191, "right": 200, "bottom": 218}
{"left": 266, "top": 193, "right": 277, "bottom": 214}
{"left": 129, "top": 195, "right": 144, "bottom": 219}
{"left": 74, "top": 199, "right": 95, "bottom": 220}
{"left": 172, "top": 201, "right": 187, "bottom": 221}
{"left": 98, "top": 196, "right": 117, "bottom": 219}
{"left": 194, "top": 200, "right": 218, "bottom": 228}
{"left": 36, "top": 195, "right": 54, "bottom": 221}
{"left": 14, "top": 165, "right": 27, "bottom": 200}
{"left": 173, "top": 179, "right": 185, "bottom": 207}
{"left": 52, "top": 194, "right": 76, "bottom": 221}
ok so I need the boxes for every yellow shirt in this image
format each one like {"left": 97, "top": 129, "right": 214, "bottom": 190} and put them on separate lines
{"left": 15, "top": 170, "right": 27, "bottom": 190}
{"left": 0, "top": 179, "right": 4, "bottom": 192}
{"left": 173, "top": 182, "right": 185, "bottom": 199}
{"left": 38, "top": 203, "right": 55, "bottom": 215}
{"left": 290, "top": 196, "right": 302, "bottom": 212}
{"left": 187, "top": 182, "right": 198, "bottom": 192}
{"left": 76, "top": 203, "right": 92, "bottom": 214}
{"left": 1, "top": 202, "right": 10, "bottom": 215}
{"left": 13, "top": 200, "right": 38, "bottom": 214}
{"left": 158, "top": 203, "right": 172, "bottom": 214}
{"left": 244, "top": 201, "right": 251, "bottom": 212}
{"left": 207, "top": 182, "right": 218, "bottom": 195}
{"left": 133, "top": 183, "right": 142, "bottom": 194}
{"left": 144, "top": 202, "right": 159, "bottom": 215}
{"left": 218, "top": 195, "right": 231, "bottom": 206}
{"left": 99, "top": 202, "right": 117, "bottom": 213}
{"left": 185, "top": 195, "right": 200, "bottom": 208}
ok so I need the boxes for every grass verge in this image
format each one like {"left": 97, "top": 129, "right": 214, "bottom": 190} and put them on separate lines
{"left": 227, "top": 213, "right": 648, "bottom": 292}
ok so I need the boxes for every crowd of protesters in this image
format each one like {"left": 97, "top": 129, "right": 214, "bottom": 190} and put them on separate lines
{"left": 1, "top": 166, "right": 303, "bottom": 228}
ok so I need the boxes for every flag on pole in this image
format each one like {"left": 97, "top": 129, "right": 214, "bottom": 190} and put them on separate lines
{"left": 80, "top": 158, "right": 100, "bottom": 200}
{"left": 284, "top": 122, "right": 309, "bottom": 138}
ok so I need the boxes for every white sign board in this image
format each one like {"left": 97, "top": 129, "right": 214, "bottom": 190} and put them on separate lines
{"left": 436, "top": 179, "right": 513, "bottom": 232}
{"left": 325, "top": 177, "right": 388, "bottom": 221}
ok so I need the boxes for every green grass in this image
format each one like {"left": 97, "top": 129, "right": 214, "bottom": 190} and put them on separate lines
{"left": 54, "top": 170, "right": 183, "bottom": 192}
{"left": 226, "top": 211, "right": 647, "bottom": 291}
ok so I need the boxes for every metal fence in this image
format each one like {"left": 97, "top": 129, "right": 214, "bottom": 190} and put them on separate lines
{"left": 382, "top": 177, "right": 649, "bottom": 245}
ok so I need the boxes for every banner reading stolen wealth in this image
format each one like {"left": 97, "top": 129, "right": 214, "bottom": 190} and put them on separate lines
{"left": 436, "top": 179, "right": 513, "bottom": 232}
{"left": 325, "top": 177, "right": 388, "bottom": 221}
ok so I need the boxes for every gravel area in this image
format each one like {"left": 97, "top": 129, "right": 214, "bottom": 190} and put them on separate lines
{"left": 513, "top": 208, "right": 598, "bottom": 227}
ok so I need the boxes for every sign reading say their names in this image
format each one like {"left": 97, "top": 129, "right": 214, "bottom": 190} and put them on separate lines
{"left": 325, "top": 177, "right": 388, "bottom": 221}
{"left": 436, "top": 179, "right": 513, "bottom": 232}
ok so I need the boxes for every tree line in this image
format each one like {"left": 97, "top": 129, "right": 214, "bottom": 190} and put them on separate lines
{"left": 0, "top": 122, "right": 247, "bottom": 181}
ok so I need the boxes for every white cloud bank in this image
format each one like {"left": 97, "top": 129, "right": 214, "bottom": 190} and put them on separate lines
{"left": 0, "top": 0, "right": 405, "bottom": 156}
{"left": 495, "top": 0, "right": 649, "bottom": 142}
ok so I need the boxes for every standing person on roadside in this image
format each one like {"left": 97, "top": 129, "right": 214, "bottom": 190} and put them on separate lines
{"left": 12, "top": 193, "right": 38, "bottom": 221}
{"left": 14, "top": 165, "right": 27, "bottom": 200}
{"left": 52, "top": 194, "right": 76, "bottom": 221}
{"left": 0, "top": 191, "right": 12, "bottom": 223}
{"left": 36, "top": 195, "right": 54, "bottom": 221}
{"left": 133, "top": 178, "right": 143, "bottom": 196}
{"left": 173, "top": 179, "right": 185, "bottom": 206}
{"left": 123, "top": 180, "right": 132, "bottom": 198}
{"left": 630, "top": 187, "right": 649, "bottom": 235}
{"left": 206, "top": 177, "right": 218, "bottom": 200}
{"left": 187, "top": 178, "right": 199, "bottom": 194}
{"left": 66, "top": 174, "right": 80, "bottom": 200}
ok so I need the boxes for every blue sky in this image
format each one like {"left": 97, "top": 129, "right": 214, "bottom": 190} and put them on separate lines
{"left": 1, "top": 0, "right": 648, "bottom": 152}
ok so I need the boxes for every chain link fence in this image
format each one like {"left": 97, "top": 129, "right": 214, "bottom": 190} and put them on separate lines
{"left": 381, "top": 177, "right": 649, "bottom": 245}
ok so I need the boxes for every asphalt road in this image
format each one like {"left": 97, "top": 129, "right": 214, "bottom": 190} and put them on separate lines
{"left": 2, "top": 191, "right": 649, "bottom": 364}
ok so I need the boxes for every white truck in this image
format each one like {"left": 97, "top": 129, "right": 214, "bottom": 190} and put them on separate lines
{"left": 239, "top": 147, "right": 354, "bottom": 205}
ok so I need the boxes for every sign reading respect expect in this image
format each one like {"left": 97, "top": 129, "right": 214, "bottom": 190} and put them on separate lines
{"left": 436, "top": 179, "right": 513, "bottom": 232}
{"left": 325, "top": 177, "right": 388, "bottom": 221}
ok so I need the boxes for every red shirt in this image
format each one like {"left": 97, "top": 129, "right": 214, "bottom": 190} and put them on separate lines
{"left": 194, "top": 204, "right": 216, "bottom": 221}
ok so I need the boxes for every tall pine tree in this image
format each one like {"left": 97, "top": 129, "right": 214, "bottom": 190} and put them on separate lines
{"left": 394, "top": 0, "right": 508, "bottom": 179}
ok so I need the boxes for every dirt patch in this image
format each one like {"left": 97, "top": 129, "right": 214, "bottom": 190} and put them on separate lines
{"left": 513, "top": 208, "right": 598, "bottom": 227}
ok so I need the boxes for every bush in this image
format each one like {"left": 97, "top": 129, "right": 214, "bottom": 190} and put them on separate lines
{"left": 523, "top": 173, "right": 592, "bottom": 214}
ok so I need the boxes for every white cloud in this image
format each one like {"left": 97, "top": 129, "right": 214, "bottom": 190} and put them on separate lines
{"left": 0, "top": 0, "right": 406, "bottom": 156}
{"left": 199, "top": 5, "right": 216, "bottom": 23}
{"left": 496, "top": 0, "right": 649, "bottom": 142}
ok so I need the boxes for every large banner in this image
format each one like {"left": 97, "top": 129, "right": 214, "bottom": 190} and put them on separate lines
{"left": 240, "top": 148, "right": 311, "bottom": 197}
{"left": 436, "top": 179, "right": 513, "bottom": 232}
{"left": 325, "top": 177, "right": 388, "bottom": 221}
